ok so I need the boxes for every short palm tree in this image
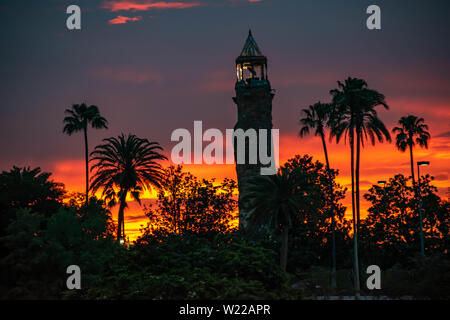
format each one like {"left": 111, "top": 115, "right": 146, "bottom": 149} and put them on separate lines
{"left": 63, "top": 103, "right": 108, "bottom": 206}
{"left": 242, "top": 166, "right": 302, "bottom": 271}
{"left": 299, "top": 101, "right": 337, "bottom": 288}
{"left": 392, "top": 115, "right": 430, "bottom": 187}
{"left": 330, "top": 77, "right": 391, "bottom": 296}
{"left": 90, "top": 134, "right": 167, "bottom": 242}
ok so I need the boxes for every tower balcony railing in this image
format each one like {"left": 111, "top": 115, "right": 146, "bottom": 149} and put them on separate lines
{"left": 236, "top": 78, "right": 270, "bottom": 89}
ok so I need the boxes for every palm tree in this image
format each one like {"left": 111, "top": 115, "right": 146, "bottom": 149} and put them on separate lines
{"left": 63, "top": 103, "right": 108, "bottom": 206}
{"left": 242, "top": 166, "right": 302, "bottom": 271}
{"left": 90, "top": 134, "right": 167, "bottom": 242}
{"left": 392, "top": 115, "right": 430, "bottom": 187}
{"left": 330, "top": 77, "right": 391, "bottom": 296}
{"left": 299, "top": 101, "right": 337, "bottom": 288}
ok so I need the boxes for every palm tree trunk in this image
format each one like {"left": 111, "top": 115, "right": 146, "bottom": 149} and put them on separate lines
{"left": 280, "top": 225, "right": 289, "bottom": 272}
{"left": 350, "top": 129, "right": 360, "bottom": 298}
{"left": 117, "top": 190, "right": 128, "bottom": 242}
{"left": 321, "top": 133, "right": 337, "bottom": 289}
{"left": 409, "top": 143, "right": 416, "bottom": 187}
{"left": 84, "top": 127, "right": 89, "bottom": 207}
{"left": 355, "top": 129, "right": 362, "bottom": 296}
{"left": 356, "top": 130, "right": 361, "bottom": 233}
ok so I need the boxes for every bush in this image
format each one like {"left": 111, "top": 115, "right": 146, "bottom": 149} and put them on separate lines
{"left": 0, "top": 204, "right": 117, "bottom": 299}
{"left": 74, "top": 233, "right": 299, "bottom": 299}
{"left": 381, "top": 254, "right": 450, "bottom": 299}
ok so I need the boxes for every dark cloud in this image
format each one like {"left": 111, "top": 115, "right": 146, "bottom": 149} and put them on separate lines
{"left": 436, "top": 131, "right": 450, "bottom": 138}
{"left": 100, "top": 0, "right": 203, "bottom": 12}
{"left": 108, "top": 15, "right": 143, "bottom": 24}
{"left": 345, "top": 180, "right": 373, "bottom": 188}
{"left": 434, "top": 174, "right": 449, "bottom": 181}
{"left": 125, "top": 214, "right": 148, "bottom": 222}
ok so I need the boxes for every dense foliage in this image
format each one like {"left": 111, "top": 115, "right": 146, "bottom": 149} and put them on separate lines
{"left": 359, "top": 174, "right": 449, "bottom": 268}
{"left": 0, "top": 197, "right": 115, "bottom": 298}
{"left": 71, "top": 233, "right": 296, "bottom": 299}
{"left": 142, "top": 165, "right": 237, "bottom": 239}
{"left": 283, "top": 155, "right": 351, "bottom": 272}
{"left": 0, "top": 160, "right": 448, "bottom": 299}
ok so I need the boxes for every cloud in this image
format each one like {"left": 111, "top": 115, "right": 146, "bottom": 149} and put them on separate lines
{"left": 196, "top": 70, "right": 234, "bottom": 92}
{"left": 273, "top": 70, "right": 343, "bottom": 88}
{"left": 108, "top": 15, "right": 142, "bottom": 24}
{"left": 434, "top": 173, "right": 449, "bottom": 181}
{"left": 125, "top": 214, "right": 148, "bottom": 221}
{"left": 50, "top": 159, "right": 86, "bottom": 192}
{"left": 229, "top": 0, "right": 262, "bottom": 3}
{"left": 90, "top": 66, "right": 163, "bottom": 84}
{"left": 101, "top": 0, "right": 202, "bottom": 12}
{"left": 344, "top": 180, "right": 373, "bottom": 188}
{"left": 436, "top": 131, "right": 450, "bottom": 138}
{"left": 387, "top": 98, "right": 450, "bottom": 119}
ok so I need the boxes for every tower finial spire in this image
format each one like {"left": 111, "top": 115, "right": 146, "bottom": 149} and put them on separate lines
{"left": 239, "top": 30, "right": 263, "bottom": 57}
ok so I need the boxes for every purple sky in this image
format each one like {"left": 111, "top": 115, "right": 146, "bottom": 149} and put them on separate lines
{"left": 1, "top": 0, "right": 449, "bottom": 189}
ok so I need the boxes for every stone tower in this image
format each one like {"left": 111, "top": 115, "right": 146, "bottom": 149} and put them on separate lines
{"left": 232, "top": 30, "right": 274, "bottom": 229}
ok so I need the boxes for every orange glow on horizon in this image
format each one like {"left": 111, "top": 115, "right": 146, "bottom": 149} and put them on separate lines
{"left": 49, "top": 104, "right": 449, "bottom": 242}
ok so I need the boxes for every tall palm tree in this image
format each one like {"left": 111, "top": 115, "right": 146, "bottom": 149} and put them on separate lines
{"left": 392, "top": 115, "right": 430, "bottom": 187}
{"left": 90, "top": 134, "right": 167, "bottom": 242}
{"left": 242, "top": 166, "right": 303, "bottom": 271}
{"left": 63, "top": 103, "right": 108, "bottom": 206}
{"left": 299, "top": 101, "right": 337, "bottom": 288}
{"left": 330, "top": 77, "right": 391, "bottom": 296}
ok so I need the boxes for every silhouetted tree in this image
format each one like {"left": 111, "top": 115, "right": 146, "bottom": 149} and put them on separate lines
{"left": 242, "top": 164, "right": 306, "bottom": 271}
{"left": 90, "top": 134, "right": 167, "bottom": 242}
{"left": 0, "top": 192, "right": 115, "bottom": 299}
{"left": 329, "top": 77, "right": 391, "bottom": 296}
{"left": 361, "top": 174, "right": 449, "bottom": 266}
{"left": 299, "top": 101, "right": 338, "bottom": 287}
{"left": 143, "top": 165, "right": 237, "bottom": 239}
{"left": 283, "top": 155, "right": 350, "bottom": 272}
{"left": 392, "top": 115, "right": 430, "bottom": 187}
{"left": 63, "top": 103, "right": 108, "bottom": 206}
{"left": 0, "top": 166, "right": 65, "bottom": 235}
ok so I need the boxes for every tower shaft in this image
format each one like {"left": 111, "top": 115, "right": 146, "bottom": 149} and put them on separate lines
{"left": 232, "top": 31, "right": 274, "bottom": 229}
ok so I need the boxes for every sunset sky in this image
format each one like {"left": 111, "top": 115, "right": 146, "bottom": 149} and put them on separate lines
{"left": 1, "top": 0, "right": 449, "bottom": 240}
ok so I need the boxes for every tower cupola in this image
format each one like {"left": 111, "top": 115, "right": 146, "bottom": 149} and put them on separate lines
{"left": 236, "top": 30, "right": 268, "bottom": 85}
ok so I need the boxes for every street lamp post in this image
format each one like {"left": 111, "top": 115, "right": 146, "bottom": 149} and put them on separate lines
{"left": 416, "top": 161, "right": 430, "bottom": 256}
{"left": 378, "top": 180, "right": 387, "bottom": 197}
